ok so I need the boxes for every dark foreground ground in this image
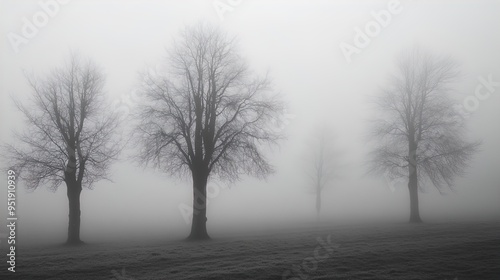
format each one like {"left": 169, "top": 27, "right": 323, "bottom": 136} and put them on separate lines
{"left": 1, "top": 222, "right": 499, "bottom": 280}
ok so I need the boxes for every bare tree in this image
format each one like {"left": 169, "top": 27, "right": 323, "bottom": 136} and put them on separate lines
{"left": 369, "top": 48, "right": 480, "bottom": 223}
{"left": 4, "top": 55, "right": 121, "bottom": 244}
{"left": 304, "top": 125, "right": 337, "bottom": 220}
{"left": 133, "top": 23, "right": 283, "bottom": 240}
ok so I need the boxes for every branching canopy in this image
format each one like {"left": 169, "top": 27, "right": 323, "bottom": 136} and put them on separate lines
{"left": 133, "top": 23, "right": 283, "bottom": 181}
{"left": 4, "top": 55, "right": 121, "bottom": 191}
{"left": 370, "top": 49, "right": 480, "bottom": 193}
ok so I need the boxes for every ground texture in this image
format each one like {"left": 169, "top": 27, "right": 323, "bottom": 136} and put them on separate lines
{"left": 1, "top": 222, "right": 499, "bottom": 279}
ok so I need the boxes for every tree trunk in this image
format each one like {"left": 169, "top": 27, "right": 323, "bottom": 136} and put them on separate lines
{"left": 187, "top": 170, "right": 210, "bottom": 240}
{"left": 408, "top": 141, "right": 422, "bottom": 223}
{"left": 316, "top": 187, "right": 321, "bottom": 221}
{"left": 408, "top": 174, "right": 422, "bottom": 223}
{"left": 66, "top": 180, "right": 83, "bottom": 245}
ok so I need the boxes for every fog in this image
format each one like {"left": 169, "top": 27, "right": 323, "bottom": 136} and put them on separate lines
{"left": 1, "top": 0, "right": 499, "bottom": 246}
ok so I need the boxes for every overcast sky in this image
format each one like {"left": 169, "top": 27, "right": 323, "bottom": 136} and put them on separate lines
{"left": 1, "top": 0, "right": 499, "bottom": 243}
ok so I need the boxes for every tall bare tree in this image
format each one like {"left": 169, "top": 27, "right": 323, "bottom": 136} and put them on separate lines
{"left": 4, "top": 55, "right": 121, "bottom": 244}
{"left": 369, "top": 48, "right": 480, "bottom": 223}
{"left": 133, "top": 23, "right": 283, "bottom": 240}
{"left": 304, "top": 126, "right": 337, "bottom": 220}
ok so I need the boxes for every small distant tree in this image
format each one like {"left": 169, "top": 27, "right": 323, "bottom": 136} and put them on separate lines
{"left": 133, "top": 23, "right": 283, "bottom": 240}
{"left": 4, "top": 55, "right": 121, "bottom": 244}
{"left": 369, "top": 48, "right": 480, "bottom": 223}
{"left": 304, "top": 126, "right": 338, "bottom": 220}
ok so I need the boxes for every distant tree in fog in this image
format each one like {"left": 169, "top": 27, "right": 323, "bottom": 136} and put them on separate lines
{"left": 3, "top": 54, "right": 122, "bottom": 244}
{"left": 369, "top": 48, "right": 480, "bottom": 223}
{"left": 304, "top": 126, "right": 338, "bottom": 220}
{"left": 132, "top": 23, "right": 284, "bottom": 240}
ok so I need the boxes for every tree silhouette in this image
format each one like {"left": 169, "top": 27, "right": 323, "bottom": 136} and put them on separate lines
{"left": 4, "top": 54, "right": 121, "bottom": 244}
{"left": 369, "top": 48, "right": 480, "bottom": 223}
{"left": 133, "top": 23, "right": 283, "bottom": 240}
{"left": 304, "top": 126, "right": 338, "bottom": 220}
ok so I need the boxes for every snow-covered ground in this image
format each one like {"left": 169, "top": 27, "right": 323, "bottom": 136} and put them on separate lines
{"left": 2, "top": 222, "right": 499, "bottom": 279}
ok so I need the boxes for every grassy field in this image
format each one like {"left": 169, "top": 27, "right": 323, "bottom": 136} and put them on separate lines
{"left": 2, "top": 222, "right": 499, "bottom": 279}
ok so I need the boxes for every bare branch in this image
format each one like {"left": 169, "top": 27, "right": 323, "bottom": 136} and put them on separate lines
{"left": 132, "top": 23, "right": 284, "bottom": 182}
{"left": 3, "top": 54, "right": 122, "bottom": 191}
{"left": 369, "top": 47, "right": 479, "bottom": 193}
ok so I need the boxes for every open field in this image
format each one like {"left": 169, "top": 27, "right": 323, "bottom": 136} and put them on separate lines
{"left": 2, "top": 222, "right": 499, "bottom": 280}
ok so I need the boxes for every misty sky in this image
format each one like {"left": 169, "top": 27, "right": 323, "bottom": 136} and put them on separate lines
{"left": 1, "top": 0, "right": 499, "bottom": 243}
